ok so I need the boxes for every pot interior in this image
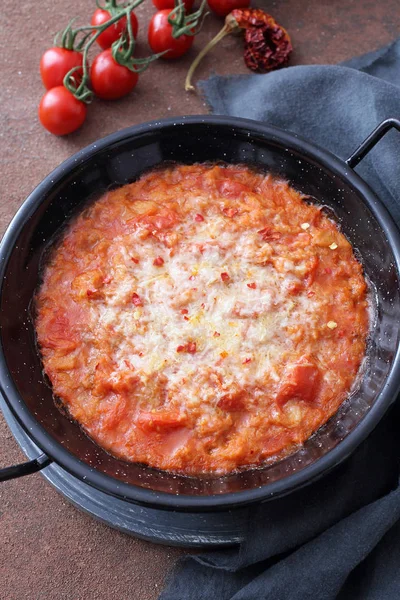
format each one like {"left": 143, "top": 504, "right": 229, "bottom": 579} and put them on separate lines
{"left": 1, "top": 119, "right": 400, "bottom": 499}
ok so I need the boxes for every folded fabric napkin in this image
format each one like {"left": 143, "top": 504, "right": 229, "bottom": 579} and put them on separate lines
{"left": 160, "top": 39, "right": 400, "bottom": 600}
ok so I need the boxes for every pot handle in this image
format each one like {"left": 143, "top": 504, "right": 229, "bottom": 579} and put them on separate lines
{"left": 346, "top": 118, "right": 400, "bottom": 169}
{"left": 0, "top": 452, "right": 52, "bottom": 482}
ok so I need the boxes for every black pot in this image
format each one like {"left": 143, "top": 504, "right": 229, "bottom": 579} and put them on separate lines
{"left": 1, "top": 116, "right": 400, "bottom": 512}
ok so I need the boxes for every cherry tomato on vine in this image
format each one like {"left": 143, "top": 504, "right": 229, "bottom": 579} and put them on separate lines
{"left": 91, "top": 9, "right": 139, "bottom": 50}
{"left": 152, "top": 0, "right": 195, "bottom": 11}
{"left": 39, "top": 87, "right": 87, "bottom": 136}
{"left": 207, "top": 0, "right": 250, "bottom": 17}
{"left": 148, "top": 10, "right": 194, "bottom": 59}
{"left": 90, "top": 49, "right": 139, "bottom": 100}
{"left": 40, "top": 48, "right": 83, "bottom": 90}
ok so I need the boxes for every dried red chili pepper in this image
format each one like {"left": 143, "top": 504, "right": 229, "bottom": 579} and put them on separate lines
{"left": 185, "top": 8, "right": 292, "bottom": 91}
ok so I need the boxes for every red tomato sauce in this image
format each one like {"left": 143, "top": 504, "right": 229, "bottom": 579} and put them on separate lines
{"left": 35, "top": 164, "right": 370, "bottom": 475}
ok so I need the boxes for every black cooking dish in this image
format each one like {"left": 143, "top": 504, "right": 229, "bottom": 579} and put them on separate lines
{"left": 1, "top": 115, "right": 400, "bottom": 512}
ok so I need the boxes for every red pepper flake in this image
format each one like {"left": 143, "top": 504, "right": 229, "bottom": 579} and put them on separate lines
{"left": 138, "top": 352, "right": 144, "bottom": 357}
{"left": 247, "top": 282, "right": 257, "bottom": 289}
{"left": 221, "top": 272, "right": 230, "bottom": 282}
{"left": 195, "top": 213, "right": 204, "bottom": 222}
{"left": 181, "top": 309, "right": 189, "bottom": 315}
{"left": 184, "top": 316, "right": 189, "bottom": 321}
{"left": 131, "top": 257, "right": 139, "bottom": 264}
{"left": 324, "top": 267, "right": 332, "bottom": 275}
{"left": 189, "top": 275, "right": 196, "bottom": 281}
{"left": 132, "top": 293, "right": 143, "bottom": 306}
{"left": 223, "top": 207, "right": 239, "bottom": 218}
{"left": 307, "top": 290, "right": 315, "bottom": 298}
{"left": 213, "top": 331, "right": 221, "bottom": 337}
{"left": 87, "top": 289, "right": 95, "bottom": 298}
{"left": 201, "top": 303, "right": 205, "bottom": 309}
{"left": 153, "top": 256, "right": 164, "bottom": 266}
{"left": 176, "top": 342, "right": 197, "bottom": 354}
{"left": 258, "top": 227, "right": 281, "bottom": 242}
{"left": 243, "top": 357, "right": 252, "bottom": 364}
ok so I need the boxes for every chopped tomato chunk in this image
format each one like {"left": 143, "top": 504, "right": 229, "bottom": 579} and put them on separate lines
{"left": 137, "top": 410, "right": 187, "bottom": 432}
{"left": 130, "top": 210, "right": 179, "bottom": 232}
{"left": 277, "top": 357, "right": 321, "bottom": 405}
{"left": 218, "top": 179, "right": 248, "bottom": 197}
{"left": 258, "top": 227, "right": 281, "bottom": 242}
{"left": 218, "top": 390, "right": 245, "bottom": 411}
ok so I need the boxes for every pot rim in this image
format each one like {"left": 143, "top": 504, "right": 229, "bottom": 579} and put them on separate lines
{"left": 1, "top": 114, "right": 400, "bottom": 511}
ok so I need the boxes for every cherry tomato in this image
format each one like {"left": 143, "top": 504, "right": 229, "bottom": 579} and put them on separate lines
{"left": 148, "top": 10, "right": 194, "bottom": 59}
{"left": 91, "top": 9, "right": 139, "bottom": 50}
{"left": 40, "top": 48, "right": 83, "bottom": 90}
{"left": 38, "top": 87, "right": 87, "bottom": 136}
{"left": 207, "top": 0, "right": 250, "bottom": 17}
{"left": 152, "top": 0, "right": 195, "bottom": 10}
{"left": 90, "top": 49, "right": 139, "bottom": 100}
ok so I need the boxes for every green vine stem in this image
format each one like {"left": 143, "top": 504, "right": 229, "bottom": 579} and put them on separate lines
{"left": 59, "top": 0, "right": 157, "bottom": 102}
{"left": 168, "top": 0, "right": 208, "bottom": 39}
{"left": 185, "top": 13, "right": 239, "bottom": 91}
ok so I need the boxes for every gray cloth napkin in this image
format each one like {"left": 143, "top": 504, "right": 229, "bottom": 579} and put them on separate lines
{"left": 160, "top": 38, "right": 400, "bottom": 600}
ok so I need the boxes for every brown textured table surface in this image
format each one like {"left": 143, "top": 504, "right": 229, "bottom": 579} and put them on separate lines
{"left": 1, "top": 1, "right": 399, "bottom": 598}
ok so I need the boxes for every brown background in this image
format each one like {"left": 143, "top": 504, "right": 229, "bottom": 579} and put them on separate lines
{"left": 1, "top": 1, "right": 399, "bottom": 598}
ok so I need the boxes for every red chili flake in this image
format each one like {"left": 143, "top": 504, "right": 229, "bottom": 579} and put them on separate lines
{"left": 201, "top": 303, "right": 205, "bottom": 309}
{"left": 195, "top": 214, "right": 204, "bottom": 222}
{"left": 153, "top": 256, "right": 164, "bottom": 266}
{"left": 223, "top": 207, "right": 239, "bottom": 218}
{"left": 177, "top": 342, "right": 197, "bottom": 354}
{"left": 258, "top": 227, "right": 281, "bottom": 242}
{"left": 87, "top": 289, "right": 95, "bottom": 298}
{"left": 185, "top": 8, "right": 292, "bottom": 91}
{"left": 247, "top": 282, "right": 257, "bottom": 289}
{"left": 184, "top": 316, "right": 189, "bottom": 321}
{"left": 132, "top": 293, "right": 143, "bottom": 306}
{"left": 324, "top": 267, "right": 332, "bottom": 275}
{"left": 181, "top": 309, "right": 189, "bottom": 314}
{"left": 243, "top": 357, "right": 252, "bottom": 364}
{"left": 221, "top": 272, "right": 230, "bottom": 282}
{"left": 189, "top": 275, "right": 196, "bottom": 281}
{"left": 307, "top": 290, "right": 315, "bottom": 298}
{"left": 213, "top": 331, "right": 221, "bottom": 337}
{"left": 138, "top": 352, "right": 144, "bottom": 357}
{"left": 131, "top": 257, "right": 139, "bottom": 264}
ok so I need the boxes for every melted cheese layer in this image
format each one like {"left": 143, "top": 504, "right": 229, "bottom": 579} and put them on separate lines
{"left": 35, "top": 164, "right": 369, "bottom": 475}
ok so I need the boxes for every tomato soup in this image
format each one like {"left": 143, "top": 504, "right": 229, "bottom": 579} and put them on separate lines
{"left": 35, "top": 164, "right": 369, "bottom": 475}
